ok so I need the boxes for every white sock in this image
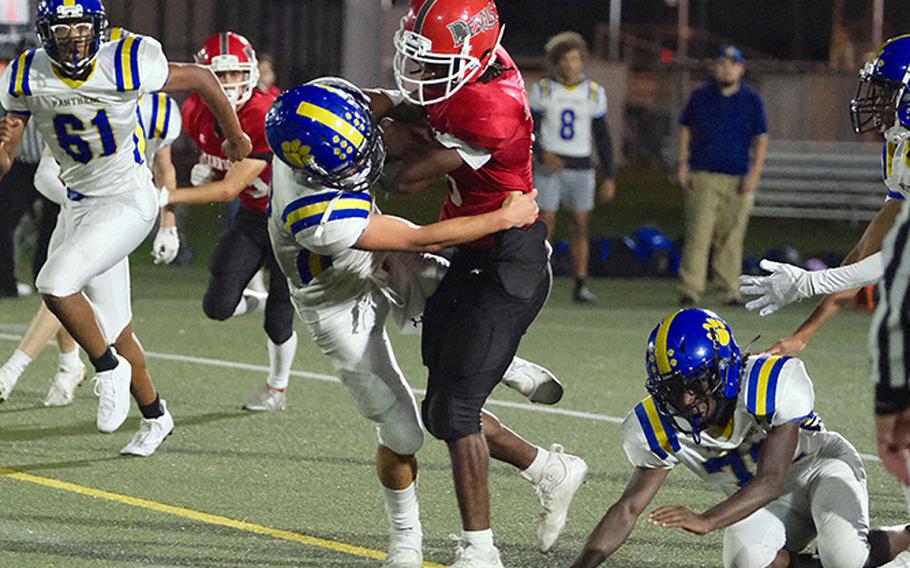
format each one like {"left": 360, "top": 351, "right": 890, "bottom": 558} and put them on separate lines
{"left": 462, "top": 528, "right": 494, "bottom": 550}
{"left": 58, "top": 348, "right": 81, "bottom": 370}
{"left": 382, "top": 481, "right": 422, "bottom": 542}
{"left": 520, "top": 446, "right": 549, "bottom": 484}
{"left": 4, "top": 349, "right": 32, "bottom": 377}
{"left": 232, "top": 296, "right": 250, "bottom": 317}
{"left": 266, "top": 332, "right": 297, "bottom": 391}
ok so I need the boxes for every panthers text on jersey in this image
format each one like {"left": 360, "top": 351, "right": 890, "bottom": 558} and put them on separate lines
{"left": 182, "top": 87, "right": 274, "bottom": 214}
{"left": 0, "top": 35, "right": 168, "bottom": 197}
{"left": 623, "top": 354, "right": 830, "bottom": 497}
{"left": 529, "top": 77, "right": 607, "bottom": 158}
{"left": 35, "top": 90, "right": 181, "bottom": 206}
{"left": 268, "top": 159, "right": 378, "bottom": 308}
{"left": 138, "top": 91, "right": 181, "bottom": 164}
{"left": 882, "top": 124, "right": 910, "bottom": 201}
{"left": 426, "top": 46, "right": 534, "bottom": 227}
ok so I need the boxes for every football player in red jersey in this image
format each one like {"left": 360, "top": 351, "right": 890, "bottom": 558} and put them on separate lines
{"left": 163, "top": 32, "right": 297, "bottom": 411}
{"left": 378, "top": 1, "right": 588, "bottom": 565}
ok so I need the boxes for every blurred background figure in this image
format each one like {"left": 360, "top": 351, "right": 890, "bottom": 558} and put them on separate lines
{"left": 0, "top": 37, "right": 59, "bottom": 299}
{"left": 676, "top": 46, "right": 768, "bottom": 308}
{"left": 531, "top": 31, "right": 616, "bottom": 304}
{"left": 257, "top": 53, "right": 281, "bottom": 98}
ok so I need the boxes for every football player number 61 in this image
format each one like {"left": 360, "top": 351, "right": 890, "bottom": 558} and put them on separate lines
{"left": 53, "top": 109, "right": 118, "bottom": 164}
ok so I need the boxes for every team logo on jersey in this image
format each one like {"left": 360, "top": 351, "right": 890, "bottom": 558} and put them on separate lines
{"left": 281, "top": 139, "right": 313, "bottom": 169}
{"left": 447, "top": 1, "right": 497, "bottom": 48}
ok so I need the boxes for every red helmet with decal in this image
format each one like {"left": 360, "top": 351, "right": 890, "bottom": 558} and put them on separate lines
{"left": 393, "top": 0, "right": 504, "bottom": 105}
{"left": 195, "top": 32, "right": 260, "bottom": 107}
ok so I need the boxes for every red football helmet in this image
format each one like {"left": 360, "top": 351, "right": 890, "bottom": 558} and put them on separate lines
{"left": 196, "top": 32, "right": 260, "bottom": 107}
{"left": 393, "top": 0, "right": 504, "bottom": 105}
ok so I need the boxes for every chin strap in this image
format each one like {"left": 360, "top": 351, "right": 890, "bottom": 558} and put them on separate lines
{"left": 691, "top": 414, "right": 702, "bottom": 445}
{"left": 312, "top": 190, "right": 344, "bottom": 240}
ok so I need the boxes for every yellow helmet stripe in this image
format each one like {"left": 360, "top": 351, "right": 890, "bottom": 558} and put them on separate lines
{"left": 295, "top": 101, "right": 365, "bottom": 148}
{"left": 63, "top": 0, "right": 77, "bottom": 6}
{"left": 655, "top": 311, "right": 680, "bottom": 375}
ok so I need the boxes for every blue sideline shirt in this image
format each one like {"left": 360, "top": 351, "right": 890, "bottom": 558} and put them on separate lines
{"left": 680, "top": 81, "right": 768, "bottom": 176}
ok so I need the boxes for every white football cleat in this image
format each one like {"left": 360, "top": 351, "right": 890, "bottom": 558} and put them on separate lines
{"left": 448, "top": 539, "right": 504, "bottom": 568}
{"left": 501, "top": 357, "right": 564, "bottom": 405}
{"left": 121, "top": 400, "right": 174, "bottom": 457}
{"left": 383, "top": 544, "right": 423, "bottom": 568}
{"left": 0, "top": 364, "right": 21, "bottom": 402}
{"left": 534, "top": 444, "right": 588, "bottom": 552}
{"left": 92, "top": 351, "right": 132, "bottom": 433}
{"left": 44, "top": 363, "right": 86, "bottom": 407}
{"left": 242, "top": 385, "right": 287, "bottom": 411}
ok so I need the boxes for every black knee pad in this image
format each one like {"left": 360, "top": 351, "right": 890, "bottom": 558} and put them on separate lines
{"left": 202, "top": 293, "right": 233, "bottom": 322}
{"left": 264, "top": 302, "right": 294, "bottom": 344}
{"left": 421, "top": 390, "right": 482, "bottom": 442}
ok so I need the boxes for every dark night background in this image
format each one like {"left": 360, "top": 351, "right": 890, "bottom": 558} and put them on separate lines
{"left": 495, "top": 0, "right": 910, "bottom": 60}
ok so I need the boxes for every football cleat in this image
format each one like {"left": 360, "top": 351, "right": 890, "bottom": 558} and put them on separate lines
{"left": 121, "top": 400, "right": 174, "bottom": 457}
{"left": 44, "top": 362, "right": 86, "bottom": 407}
{"left": 573, "top": 285, "right": 597, "bottom": 304}
{"left": 501, "top": 357, "right": 564, "bottom": 405}
{"left": 242, "top": 385, "right": 287, "bottom": 411}
{"left": 448, "top": 538, "right": 504, "bottom": 568}
{"left": 93, "top": 351, "right": 132, "bottom": 433}
{"left": 534, "top": 444, "right": 588, "bottom": 552}
{"left": 383, "top": 544, "right": 423, "bottom": 568}
{"left": 0, "top": 364, "right": 21, "bottom": 402}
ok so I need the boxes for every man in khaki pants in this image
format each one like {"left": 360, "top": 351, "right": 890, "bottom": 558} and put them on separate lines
{"left": 677, "top": 46, "right": 769, "bottom": 306}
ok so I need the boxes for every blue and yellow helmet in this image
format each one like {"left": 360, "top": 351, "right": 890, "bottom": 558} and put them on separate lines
{"left": 851, "top": 35, "right": 910, "bottom": 132}
{"left": 645, "top": 309, "right": 742, "bottom": 438}
{"left": 265, "top": 77, "right": 385, "bottom": 193}
{"left": 37, "top": 0, "right": 108, "bottom": 74}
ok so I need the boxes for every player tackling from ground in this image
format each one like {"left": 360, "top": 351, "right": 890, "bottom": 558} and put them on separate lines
{"left": 266, "top": 78, "right": 586, "bottom": 567}
{"left": 380, "top": 1, "right": 587, "bottom": 565}
{"left": 0, "top": 0, "right": 251, "bottom": 455}
{"left": 572, "top": 308, "right": 910, "bottom": 568}
{"left": 164, "top": 32, "right": 297, "bottom": 412}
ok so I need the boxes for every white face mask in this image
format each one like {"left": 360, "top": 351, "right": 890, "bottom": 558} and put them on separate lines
{"left": 392, "top": 26, "right": 504, "bottom": 106}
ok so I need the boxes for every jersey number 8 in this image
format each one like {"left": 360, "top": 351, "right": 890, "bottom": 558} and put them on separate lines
{"left": 53, "top": 110, "right": 118, "bottom": 164}
{"left": 559, "top": 109, "right": 576, "bottom": 141}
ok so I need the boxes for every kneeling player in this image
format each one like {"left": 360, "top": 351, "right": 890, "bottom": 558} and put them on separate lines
{"left": 266, "top": 79, "right": 587, "bottom": 566}
{"left": 573, "top": 308, "right": 910, "bottom": 568}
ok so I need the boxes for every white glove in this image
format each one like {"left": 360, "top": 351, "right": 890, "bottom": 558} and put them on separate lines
{"left": 739, "top": 259, "right": 813, "bottom": 317}
{"left": 151, "top": 226, "right": 180, "bottom": 265}
{"left": 157, "top": 185, "right": 170, "bottom": 208}
{"left": 190, "top": 163, "right": 215, "bottom": 186}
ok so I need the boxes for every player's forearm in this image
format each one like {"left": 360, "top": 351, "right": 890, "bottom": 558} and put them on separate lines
{"left": 165, "top": 63, "right": 245, "bottom": 141}
{"left": 0, "top": 115, "right": 27, "bottom": 178}
{"left": 169, "top": 180, "right": 243, "bottom": 205}
{"left": 572, "top": 504, "right": 640, "bottom": 567}
{"left": 750, "top": 134, "right": 769, "bottom": 176}
{"left": 412, "top": 211, "right": 515, "bottom": 251}
{"left": 677, "top": 127, "right": 691, "bottom": 165}
{"left": 788, "top": 199, "right": 899, "bottom": 341}
{"left": 159, "top": 208, "right": 177, "bottom": 229}
{"left": 700, "top": 474, "right": 784, "bottom": 532}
